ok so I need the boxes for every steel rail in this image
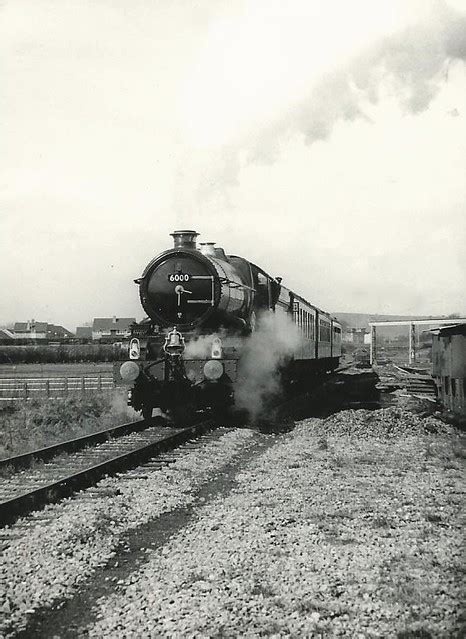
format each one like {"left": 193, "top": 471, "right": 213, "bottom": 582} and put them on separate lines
{"left": 0, "top": 419, "right": 215, "bottom": 528}
{"left": 0, "top": 420, "right": 151, "bottom": 472}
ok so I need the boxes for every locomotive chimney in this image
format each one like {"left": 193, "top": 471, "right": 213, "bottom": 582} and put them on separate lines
{"left": 170, "top": 230, "right": 199, "bottom": 249}
{"left": 199, "top": 242, "right": 216, "bottom": 256}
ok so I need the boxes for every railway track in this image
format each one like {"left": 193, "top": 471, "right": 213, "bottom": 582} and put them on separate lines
{"left": 0, "top": 419, "right": 215, "bottom": 528}
{"left": 0, "top": 418, "right": 153, "bottom": 473}
{"left": 0, "top": 362, "right": 361, "bottom": 529}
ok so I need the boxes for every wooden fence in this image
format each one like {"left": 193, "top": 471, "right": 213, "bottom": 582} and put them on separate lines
{"left": 0, "top": 375, "right": 115, "bottom": 402}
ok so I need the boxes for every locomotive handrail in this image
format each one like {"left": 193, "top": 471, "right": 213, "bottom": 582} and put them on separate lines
{"left": 218, "top": 277, "right": 256, "bottom": 292}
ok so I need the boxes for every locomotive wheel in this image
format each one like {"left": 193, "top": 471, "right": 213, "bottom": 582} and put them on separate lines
{"left": 169, "top": 403, "right": 195, "bottom": 427}
{"left": 142, "top": 406, "right": 154, "bottom": 423}
{"left": 211, "top": 404, "right": 232, "bottom": 423}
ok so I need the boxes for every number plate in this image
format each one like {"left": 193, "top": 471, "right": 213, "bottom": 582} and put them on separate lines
{"left": 168, "top": 273, "right": 191, "bottom": 282}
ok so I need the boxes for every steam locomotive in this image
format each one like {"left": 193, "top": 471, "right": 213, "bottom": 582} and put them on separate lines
{"left": 116, "top": 230, "right": 342, "bottom": 421}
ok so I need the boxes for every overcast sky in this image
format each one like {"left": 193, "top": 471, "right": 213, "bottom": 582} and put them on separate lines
{"left": 1, "top": 0, "right": 465, "bottom": 330}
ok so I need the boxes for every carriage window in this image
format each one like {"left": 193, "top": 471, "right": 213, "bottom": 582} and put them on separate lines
{"left": 319, "top": 320, "right": 331, "bottom": 342}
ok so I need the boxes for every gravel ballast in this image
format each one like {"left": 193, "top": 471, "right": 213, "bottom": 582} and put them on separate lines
{"left": 85, "top": 408, "right": 465, "bottom": 638}
{"left": 0, "top": 428, "right": 258, "bottom": 636}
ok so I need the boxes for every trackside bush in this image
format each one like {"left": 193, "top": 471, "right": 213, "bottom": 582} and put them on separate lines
{"left": 0, "top": 344, "right": 125, "bottom": 364}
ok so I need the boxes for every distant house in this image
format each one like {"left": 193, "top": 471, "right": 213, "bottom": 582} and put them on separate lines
{"left": 47, "top": 324, "right": 74, "bottom": 339}
{"left": 14, "top": 320, "right": 49, "bottom": 340}
{"left": 13, "top": 320, "right": 73, "bottom": 340}
{"left": 343, "top": 328, "right": 369, "bottom": 345}
{"left": 92, "top": 317, "right": 135, "bottom": 341}
{"left": 0, "top": 328, "right": 15, "bottom": 341}
{"left": 76, "top": 326, "right": 93, "bottom": 340}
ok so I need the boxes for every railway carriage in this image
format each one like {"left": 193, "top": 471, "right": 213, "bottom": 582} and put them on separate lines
{"left": 116, "top": 230, "right": 341, "bottom": 420}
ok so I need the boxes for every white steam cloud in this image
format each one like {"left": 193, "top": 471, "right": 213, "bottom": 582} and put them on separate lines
{"left": 266, "top": 4, "right": 466, "bottom": 147}
{"left": 235, "top": 312, "right": 303, "bottom": 420}
{"left": 175, "top": 2, "right": 466, "bottom": 212}
{"left": 184, "top": 333, "right": 219, "bottom": 359}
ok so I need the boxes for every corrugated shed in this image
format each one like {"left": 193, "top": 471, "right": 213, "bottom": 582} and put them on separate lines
{"left": 431, "top": 323, "right": 466, "bottom": 417}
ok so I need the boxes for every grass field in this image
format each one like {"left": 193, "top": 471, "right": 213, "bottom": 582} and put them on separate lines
{"left": 0, "top": 390, "right": 138, "bottom": 459}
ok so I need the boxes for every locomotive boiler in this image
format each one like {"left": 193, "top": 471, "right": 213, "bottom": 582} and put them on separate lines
{"left": 116, "top": 230, "right": 342, "bottom": 421}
